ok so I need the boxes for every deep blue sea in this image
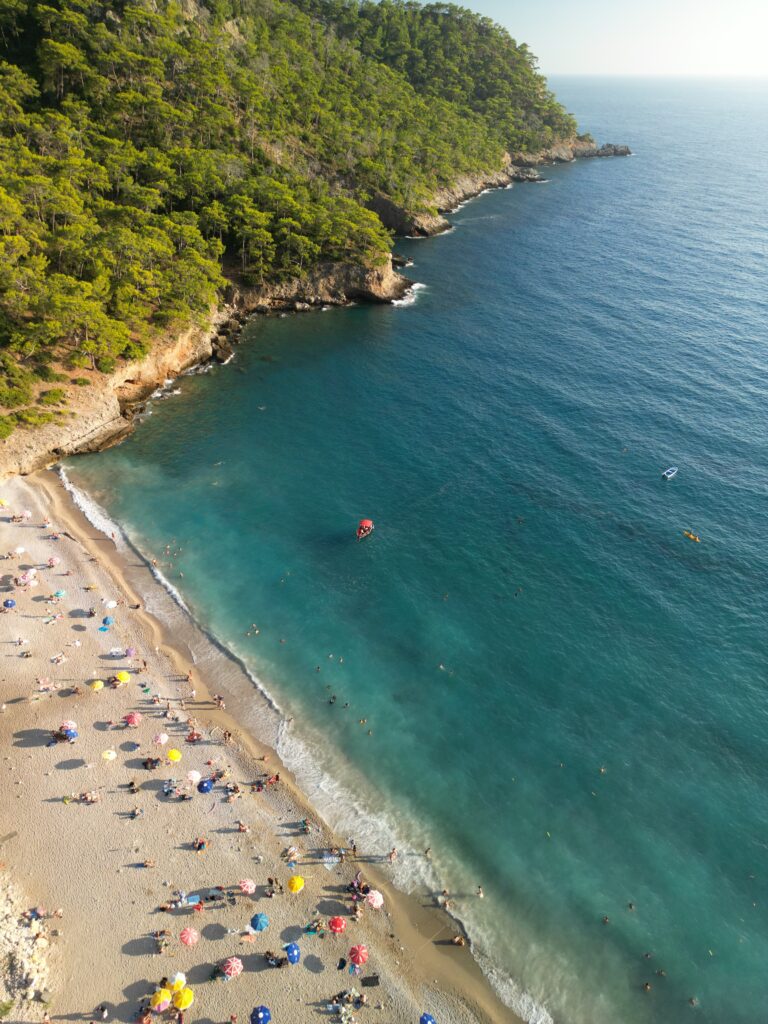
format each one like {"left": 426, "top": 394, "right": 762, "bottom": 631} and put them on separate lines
{"left": 66, "top": 78, "right": 768, "bottom": 1024}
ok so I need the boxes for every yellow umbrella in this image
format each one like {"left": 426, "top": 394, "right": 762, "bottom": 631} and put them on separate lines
{"left": 167, "top": 748, "right": 182, "bottom": 762}
{"left": 150, "top": 989, "right": 171, "bottom": 1010}
{"left": 116, "top": 670, "right": 131, "bottom": 683}
{"left": 90, "top": 679, "right": 104, "bottom": 692}
{"left": 169, "top": 972, "right": 186, "bottom": 993}
{"left": 287, "top": 875, "right": 305, "bottom": 894}
{"left": 0, "top": 499, "right": 7, "bottom": 507}
{"left": 102, "top": 749, "right": 117, "bottom": 761}
{"left": 173, "top": 988, "right": 194, "bottom": 1010}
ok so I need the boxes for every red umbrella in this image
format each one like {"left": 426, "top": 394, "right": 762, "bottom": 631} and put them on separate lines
{"left": 239, "top": 879, "right": 256, "bottom": 895}
{"left": 349, "top": 944, "right": 369, "bottom": 966}
{"left": 180, "top": 927, "right": 199, "bottom": 947}
{"left": 222, "top": 956, "right": 243, "bottom": 978}
{"left": 328, "top": 916, "right": 346, "bottom": 934}
{"left": 123, "top": 712, "right": 142, "bottom": 727}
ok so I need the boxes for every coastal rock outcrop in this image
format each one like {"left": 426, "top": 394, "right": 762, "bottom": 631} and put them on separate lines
{"left": 369, "top": 139, "right": 631, "bottom": 239}
{"left": 0, "top": 256, "right": 411, "bottom": 478}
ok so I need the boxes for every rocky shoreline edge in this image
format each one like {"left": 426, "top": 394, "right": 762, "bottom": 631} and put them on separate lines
{"left": 0, "top": 137, "right": 630, "bottom": 478}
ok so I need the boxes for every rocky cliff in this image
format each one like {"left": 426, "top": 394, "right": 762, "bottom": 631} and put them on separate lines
{"left": 0, "top": 257, "right": 410, "bottom": 478}
{"left": 371, "top": 139, "right": 632, "bottom": 236}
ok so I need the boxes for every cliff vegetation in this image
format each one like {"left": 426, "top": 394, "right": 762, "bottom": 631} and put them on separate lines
{"left": 0, "top": 0, "right": 577, "bottom": 438}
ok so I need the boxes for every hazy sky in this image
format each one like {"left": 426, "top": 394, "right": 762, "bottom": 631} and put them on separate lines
{"left": 470, "top": 0, "right": 768, "bottom": 76}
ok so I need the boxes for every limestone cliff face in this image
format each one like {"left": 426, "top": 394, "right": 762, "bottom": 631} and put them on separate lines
{"left": 0, "top": 257, "right": 411, "bottom": 478}
{"left": 370, "top": 139, "right": 632, "bottom": 238}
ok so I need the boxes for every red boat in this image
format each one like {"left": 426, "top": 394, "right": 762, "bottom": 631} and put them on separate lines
{"left": 356, "top": 518, "right": 374, "bottom": 541}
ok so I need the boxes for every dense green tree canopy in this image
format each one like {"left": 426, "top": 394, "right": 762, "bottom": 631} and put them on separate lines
{"left": 0, "top": 0, "right": 577, "bottom": 436}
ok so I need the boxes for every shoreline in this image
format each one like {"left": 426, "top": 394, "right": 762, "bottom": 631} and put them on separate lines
{"left": 26, "top": 467, "right": 524, "bottom": 1024}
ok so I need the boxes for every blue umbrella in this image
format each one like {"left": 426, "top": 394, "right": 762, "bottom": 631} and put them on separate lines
{"left": 420, "top": 1016, "right": 437, "bottom": 1024}
{"left": 63, "top": 729, "right": 78, "bottom": 740}
{"left": 3, "top": 599, "right": 15, "bottom": 608}
{"left": 98, "top": 626, "right": 109, "bottom": 632}
{"left": 54, "top": 590, "right": 66, "bottom": 598}
{"left": 251, "top": 1008, "right": 271, "bottom": 1024}
{"left": 284, "top": 942, "right": 300, "bottom": 964}
{"left": 102, "top": 616, "right": 114, "bottom": 625}
{"left": 197, "top": 778, "right": 214, "bottom": 794}
{"left": 250, "top": 912, "right": 269, "bottom": 932}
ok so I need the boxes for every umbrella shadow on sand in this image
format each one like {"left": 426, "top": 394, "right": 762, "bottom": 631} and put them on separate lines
{"left": 12, "top": 728, "right": 51, "bottom": 747}
{"left": 201, "top": 923, "right": 228, "bottom": 941}
{"left": 279, "top": 924, "right": 304, "bottom": 943}
{"left": 315, "top": 898, "right": 348, "bottom": 917}
{"left": 121, "top": 935, "right": 156, "bottom": 957}
{"left": 55, "top": 758, "right": 86, "bottom": 770}
{"left": 303, "top": 954, "right": 325, "bottom": 975}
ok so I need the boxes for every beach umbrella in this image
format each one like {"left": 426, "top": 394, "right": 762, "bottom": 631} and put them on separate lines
{"left": 116, "top": 670, "right": 130, "bottom": 683}
{"left": 284, "top": 943, "right": 300, "bottom": 965}
{"left": 328, "top": 917, "right": 346, "bottom": 934}
{"left": 197, "top": 778, "right": 213, "bottom": 794}
{"left": 349, "top": 944, "right": 368, "bottom": 966}
{"left": 366, "top": 889, "right": 384, "bottom": 910}
{"left": 150, "top": 989, "right": 171, "bottom": 1012}
{"left": 102, "top": 749, "right": 117, "bottom": 761}
{"left": 123, "top": 712, "right": 142, "bottom": 727}
{"left": 98, "top": 626, "right": 109, "bottom": 632}
{"left": 54, "top": 590, "right": 66, "bottom": 598}
{"left": 222, "top": 956, "right": 243, "bottom": 978}
{"left": 169, "top": 972, "right": 186, "bottom": 993}
{"left": 153, "top": 733, "right": 169, "bottom": 746}
{"left": 250, "top": 912, "right": 269, "bottom": 932}
{"left": 62, "top": 729, "right": 77, "bottom": 741}
{"left": 420, "top": 1016, "right": 437, "bottom": 1024}
{"left": 187, "top": 770, "right": 202, "bottom": 785}
{"left": 3, "top": 599, "right": 15, "bottom": 609}
{"left": 167, "top": 748, "right": 182, "bottom": 762}
{"left": 287, "top": 875, "right": 304, "bottom": 894}
{"left": 60, "top": 720, "right": 77, "bottom": 732}
{"left": 126, "top": 647, "right": 137, "bottom": 657}
{"left": 102, "top": 616, "right": 114, "bottom": 625}
{"left": 89, "top": 680, "right": 104, "bottom": 692}
{"left": 251, "top": 1008, "right": 271, "bottom": 1024}
{"left": 239, "top": 879, "right": 256, "bottom": 895}
{"left": 172, "top": 988, "right": 194, "bottom": 1010}
{"left": 105, "top": 600, "right": 117, "bottom": 609}
{"left": 179, "top": 927, "right": 199, "bottom": 947}
{"left": 0, "top": 499, "right": 7, "bottom": 507}
{"left": 48, "top": 556, "right": 60, "bottom": 567}
{"left": 14, "top": 546, "right": 25, "bottom": 554}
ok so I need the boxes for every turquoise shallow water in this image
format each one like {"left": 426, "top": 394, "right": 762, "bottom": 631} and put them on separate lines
{"left": 67, "top": 78, "right": 768, "bottom": 1024}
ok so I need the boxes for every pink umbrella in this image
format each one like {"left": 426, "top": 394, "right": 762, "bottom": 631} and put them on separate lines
{"left": 153, "top": 733, "right": 169, "bottom": 746}
{"left": 59, "top": 720, "right": 77, "bottom": 732}
{"left": 349, "top": 944, "right": 369, "bottom": 966}
{"left": 180, "top": 927, "right": 199, "bottom": 947}
{"left": 366, "top": 889, "right": 384, "bottom": 910}
{"left": 123, "top": 712, "right": 142, "bottom": 727}
{"left": 187, "top": 770, "right": 202, "bottom": 785}
{"left": 126, "top": 647, "right": 137, "bottom": 657}
{"left": 238, "top": 879, "right": 256, "bottom": 895}
{"left": 221, "top": 956, "right": 243, "bottom": 978}
{"left": 47, "top": 557, "right": 61, "bottom": 567}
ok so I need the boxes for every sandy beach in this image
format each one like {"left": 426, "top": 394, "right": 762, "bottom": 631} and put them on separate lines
{"left": 0, "top": 471, "right": 519, "bottom": 1024}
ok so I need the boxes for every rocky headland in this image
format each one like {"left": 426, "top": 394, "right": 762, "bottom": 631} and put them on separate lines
{"left": 370, "top": 139, "right": 632, "bottom": 236}
{"left": 0, "top": 138, "right": 629, "bottom": 478}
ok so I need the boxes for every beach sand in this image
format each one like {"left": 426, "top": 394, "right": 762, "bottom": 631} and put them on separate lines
{"left": 0, "top": 472, "right": 520, "bottom": 1024}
